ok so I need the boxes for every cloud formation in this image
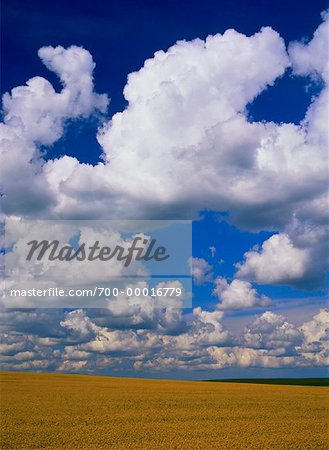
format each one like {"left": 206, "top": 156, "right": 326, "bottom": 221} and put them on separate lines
{"left": 1, "top": 307, "right": 328, "bottom": 373}
{"left": 235, "top": 234, "right": 310, "bottom": 286}
{"left": 0, "top": 13, "right": 328, "bottom": 374}
{"left": 213, "top": 277, "right": 271, "bottom": 310}
{"left": 189, "top": 257, "right": 213, "bottom": 285}
{"left": 1, "top": 14, "right": 328, "bottom": 290}
{"left": 0, "top": 45, "right": 108, "bottom": 215}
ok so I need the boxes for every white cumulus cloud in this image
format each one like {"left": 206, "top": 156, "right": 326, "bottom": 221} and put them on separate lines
{"left": 213, "top": 277, "right": 271, "bottom": 310}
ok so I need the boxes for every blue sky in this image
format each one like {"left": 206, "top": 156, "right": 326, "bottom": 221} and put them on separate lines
{"left": 1, "top": 0, "right": 328, "bottom": 378}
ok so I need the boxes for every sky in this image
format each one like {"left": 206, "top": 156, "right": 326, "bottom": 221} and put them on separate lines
{"left": 0, "top": 0, "right": 328, "bottom": 379}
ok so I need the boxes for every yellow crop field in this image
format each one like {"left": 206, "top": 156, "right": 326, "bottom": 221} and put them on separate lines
{"left": 0, "top": 372, "right": 328, "bottom": 449}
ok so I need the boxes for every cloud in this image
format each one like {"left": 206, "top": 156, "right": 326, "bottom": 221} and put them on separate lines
{"left": 235, "top": 227, "right": 328, "bottom": 289}
{"left": 297, "top": 309, "right": 329, "bottom": 366}
{"left": 68, "top": 26, "right": 291, "bottom": 222}
{"left": 189, "top": 257, "right": 213, "bottom": 285}
{"left": 289, "top": 10, "right": 329, "bottom": 81}
{"left": 40, "top": 17, "right": 328, "bottom": 236}
{"left": 2, "top": 24, "right": 290, "bottom": 220}
{"left": 0, "top": 327, "right": 61, "bottom": 371}
{"left": 190, "top": 307, "right": 230, "bottom": 346}
{"left": 243, "top": 311, "right": 302, "bottom": 354}
{"left": 103, "top": 280, "right": 185, "bottom": 332}
{"left": 0, "top": 45, "right": 108, "bottom": 215}
{"left": 235, "top": 233, "right": 310, "bottom": 286}
{"left": 300, "top": 309, "right": 329, "bottom": 343}
{"left": 1, "top": 306, "right": 328, "bottom": 373}
{"left": 3, "top": 45, "right": 108, "bottom": 146}
{"left": 208, "top": 346, "right": 297, "bottom": 369}
{"left": 60, "top": 309, "right": 96, "bottom": 340}
{"left": 213, "top": 277, "right": 271, "bottom": 310}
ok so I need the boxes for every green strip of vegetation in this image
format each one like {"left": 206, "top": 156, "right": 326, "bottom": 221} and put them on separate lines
{"left": 204, "top": 378, "right": 329, "bottom": 386}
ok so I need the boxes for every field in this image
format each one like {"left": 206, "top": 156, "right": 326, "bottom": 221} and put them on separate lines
{"left": 1, "top": 372, "right": 328, "bottom": 449}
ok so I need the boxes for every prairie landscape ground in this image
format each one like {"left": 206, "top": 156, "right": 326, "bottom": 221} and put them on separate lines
{"left": 0, "top": 372, "right": 328, "bottom": 449}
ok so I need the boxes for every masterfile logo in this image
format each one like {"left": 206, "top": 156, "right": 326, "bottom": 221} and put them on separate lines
{"left": 26, "top": 236, "right": 170, "bottom": 266}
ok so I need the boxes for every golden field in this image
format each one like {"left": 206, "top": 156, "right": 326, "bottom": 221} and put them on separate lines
{"left": 0, "top": 372, "right": 328, "bottom": 449}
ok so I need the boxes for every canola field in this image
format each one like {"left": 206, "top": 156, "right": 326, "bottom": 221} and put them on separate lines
{"left": 1, "top": 371, "right": 328, "bottom": 449}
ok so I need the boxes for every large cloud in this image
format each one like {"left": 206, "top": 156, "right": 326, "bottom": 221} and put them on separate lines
{"left": 1, "top": 15, "right": 328, "bottom": 289}
{"left": 47, "top": 26, "right": 292, "bottom": 221}
{"left": 41, "top": 17, "right": 327, "bottom": 232}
